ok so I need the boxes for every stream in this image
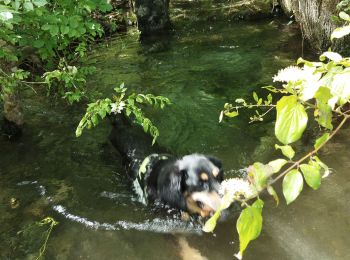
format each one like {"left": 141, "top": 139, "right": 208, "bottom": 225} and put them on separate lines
{"left": 1, "top": 1, "right": 349, "bottom": 259}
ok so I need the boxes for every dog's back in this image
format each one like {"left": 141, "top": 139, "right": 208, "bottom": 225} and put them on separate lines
{"left": 109, "top": 114, "right": 168, "bottom": 179}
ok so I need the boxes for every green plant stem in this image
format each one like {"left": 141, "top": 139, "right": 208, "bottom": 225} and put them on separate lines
{"left": 244, "top": 113, "right": 350, "bottom": 203}
{"left": 34, "top": 219, "right": 57, "bottom": 260}
{"left": 232, "top": 104, "right": 276, "bottom": 110}
{"left": 21, "top": 81, "right": 46, "bottom": 85}
{"left": 249, "top": 106, "right": 275, "bottom": 123}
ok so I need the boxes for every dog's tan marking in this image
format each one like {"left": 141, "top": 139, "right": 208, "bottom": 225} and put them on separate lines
{"left": 212, "top": 168, "right": 219, "bottom": 177}
{"left": 185, "top": 194, "right": 212, "bottom": 218}
{"left": 185, "top": 196, "right": 202, "bottom": 215}
{"left": 200, "top": 172, "right": 208, "bottom": 181}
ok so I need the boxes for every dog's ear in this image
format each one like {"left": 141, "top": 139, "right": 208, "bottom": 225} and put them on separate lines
{"left": 158, "top": 165, "right": 187, "bottom": 210}
{"left": 205, "top": 156, "right": 224, "bottom": 181}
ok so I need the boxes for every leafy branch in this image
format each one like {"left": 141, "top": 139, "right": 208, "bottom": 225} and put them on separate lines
{"left": 204, "top": 11, "right": 350, "bottom": 259}
{"left": 76, "top": 83, "right": 171, "bottom": 144}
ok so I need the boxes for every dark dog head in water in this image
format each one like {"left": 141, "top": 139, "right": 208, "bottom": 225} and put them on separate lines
{"left": 147, "top": 154, "right": 224, "bottom": 217}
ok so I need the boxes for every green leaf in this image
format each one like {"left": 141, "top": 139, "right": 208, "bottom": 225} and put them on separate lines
{"left": 78, "top": 27, "right": 86, "bottom": 35}
{"left": 339, "top": 11, "right": 350, "bottom": 21}
{"left": 33, "top": 39, "right": 44, "bottom": 48}
{"left": 314, "top": 133, "right": 330, "bottom": 149}
{"left": 297, "top": 57, "right": 323, "bottom": 67}
{"left": 202, "top": 210, "right": 221, "bottom": 233}
{"left": 253, "top": 92, "right": 258, "bottom": 102}
{"left": 312, "top": 156, "right": 330, "bottom": 178}
{"left": 329, "top": 72, "right": 350, "bottom": 106}
{"left": 236, "top": 199, "right": 264, "bottom": 258}
{"left": 268, "top": 158, "right": 287, "bottom": 173}
{"left": 315, "top": 87, "right": 331, "bottom": 104}
{"left": 248, "top": 163, "right": 273, "bottom": 192}
{"left": 267, "top": 93, "right": 272, "bottom": 103}
{"left": 91, "top": 114, "right": 99, "bottom": 126}
{"left": 49, "top": 25, "right": 59, "bottom": 36}
{"left": 70, "top": 17, "right": 79, "bottom": 28}
{"left": 315, "top": 102, "right": 333, "bottom": 130}
{"left": 267, "top": 186, "right": 279, "bottom": 206}
{"left": 282, "top": 169, "right": 303, "bottom": 204}
{"left": 75, "top": 126, "right": 82, "bottom": 137}
{"left": 12, "top": 0, "right": 21, "bottom": 11}
{"left": 23, "top": 2, "right": 34, "bottom": 11}
{"left": 300, "top": 164, "right": 321, "bottom": 190}
{"left": 320, "top": 51, "right": 342, "bottom": 62}
{"left": 143, "top": 119, "right": 149, "bottom": 132}
{"left": 41, "top": 24, "right": 51, "bottom": 30}
{"left": 274, "top": 144, "right": 295, "bottom": 160}
{"left": 98, "top": 2, "right": 113, "bottom": 12}
{"left": 224, "top": 111, "right": 239, "bottom": 118}
{"left": 136, "top": 95, "right": 143, "bottom": 103}
{"left": 203, "top": 192, "right": 235, "bottom": 233}
{"left": 275, "top": 95, "right": 308, "bottom": 144}
{"left": 61, "top": 25, "right": 70, "bottom": 35}
{"left": 33, "top": 0, "right": 47, "bottom": 7}
{"left": 235, "top": 98, "right": 246, "bottom": 104}
{"left": 331, "top": 25, "right": 350, "bottom": 40}
{"left": 68, "top": 29, "right": 78, "bottom": 38}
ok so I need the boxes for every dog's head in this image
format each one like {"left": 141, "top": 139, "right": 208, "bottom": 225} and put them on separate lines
{"left": 176, "top": 154, "right": 224, "bottom": 217}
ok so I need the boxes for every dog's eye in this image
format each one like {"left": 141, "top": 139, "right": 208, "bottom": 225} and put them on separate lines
{"left": 200, "top": 172, "right": 208, "bottom": 181}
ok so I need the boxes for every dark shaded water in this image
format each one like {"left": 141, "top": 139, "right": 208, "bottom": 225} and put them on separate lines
{"left": 1, "top": 2, "right": 350, "bottom": 259}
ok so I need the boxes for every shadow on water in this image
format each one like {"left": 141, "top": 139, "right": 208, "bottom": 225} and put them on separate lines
{"left": 1, "top": 1, "right": 349, "bottom": 259}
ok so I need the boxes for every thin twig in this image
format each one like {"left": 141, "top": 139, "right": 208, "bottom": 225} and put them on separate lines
{"left": 21, "top": 81, "right": 46, "bottom": 85}
{"left": 249, "top": 106, "right": 275, "bottom": 123}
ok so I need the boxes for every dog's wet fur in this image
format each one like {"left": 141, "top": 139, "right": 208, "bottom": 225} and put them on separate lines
{"left": 109, "top": 115, "right": 223, "bottom": 217}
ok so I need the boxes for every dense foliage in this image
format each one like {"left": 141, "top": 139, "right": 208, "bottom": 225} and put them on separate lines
{"left": 0, "top": 0, "right": 112, "bottom": 106}
{"left": 204, "top": 11, "right": 350, "bottom": 259}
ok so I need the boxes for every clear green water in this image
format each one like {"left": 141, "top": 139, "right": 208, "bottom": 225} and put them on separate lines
{"left": 1, "top": 3, "right": 350, "bottom": 259}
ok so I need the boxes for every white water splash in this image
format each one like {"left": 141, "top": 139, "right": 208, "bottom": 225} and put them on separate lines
{"left": 100, "top": 191, "right": 131, "bottom": 200}
{"left": 18, "top": 181, "right": 202, "bottom": 234}
{"left": 17, "top": 181, "right": 38, "bottom": 186}
{"left": 53, "top": 204, "right": 201, "bottom": 233}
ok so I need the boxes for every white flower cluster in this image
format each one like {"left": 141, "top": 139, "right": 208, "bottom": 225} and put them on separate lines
{"left": 111, "top": 101, "right": 125, "bottom": 114}
{"left": 273, "top": 65, "right": 320, "bottom": 83}
{"left": 219, "top": 178, "right": 255, "bottom": 200}
{"left": 273, "top": 65, "right": 323, "bottom": 101}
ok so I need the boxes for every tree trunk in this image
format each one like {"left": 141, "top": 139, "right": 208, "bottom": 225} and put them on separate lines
{"left": 1, "top": 91, "right": 23, "bottom": 139}
{"left": 134, "top": 0, "right": 170, "bottom": 36}
{"left": 280, "top": 0, "right": 346, "bottom": 53}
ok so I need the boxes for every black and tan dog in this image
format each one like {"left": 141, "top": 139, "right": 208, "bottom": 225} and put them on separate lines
{"left": 109, "top": 115, "right": 223, "bottom": 217}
